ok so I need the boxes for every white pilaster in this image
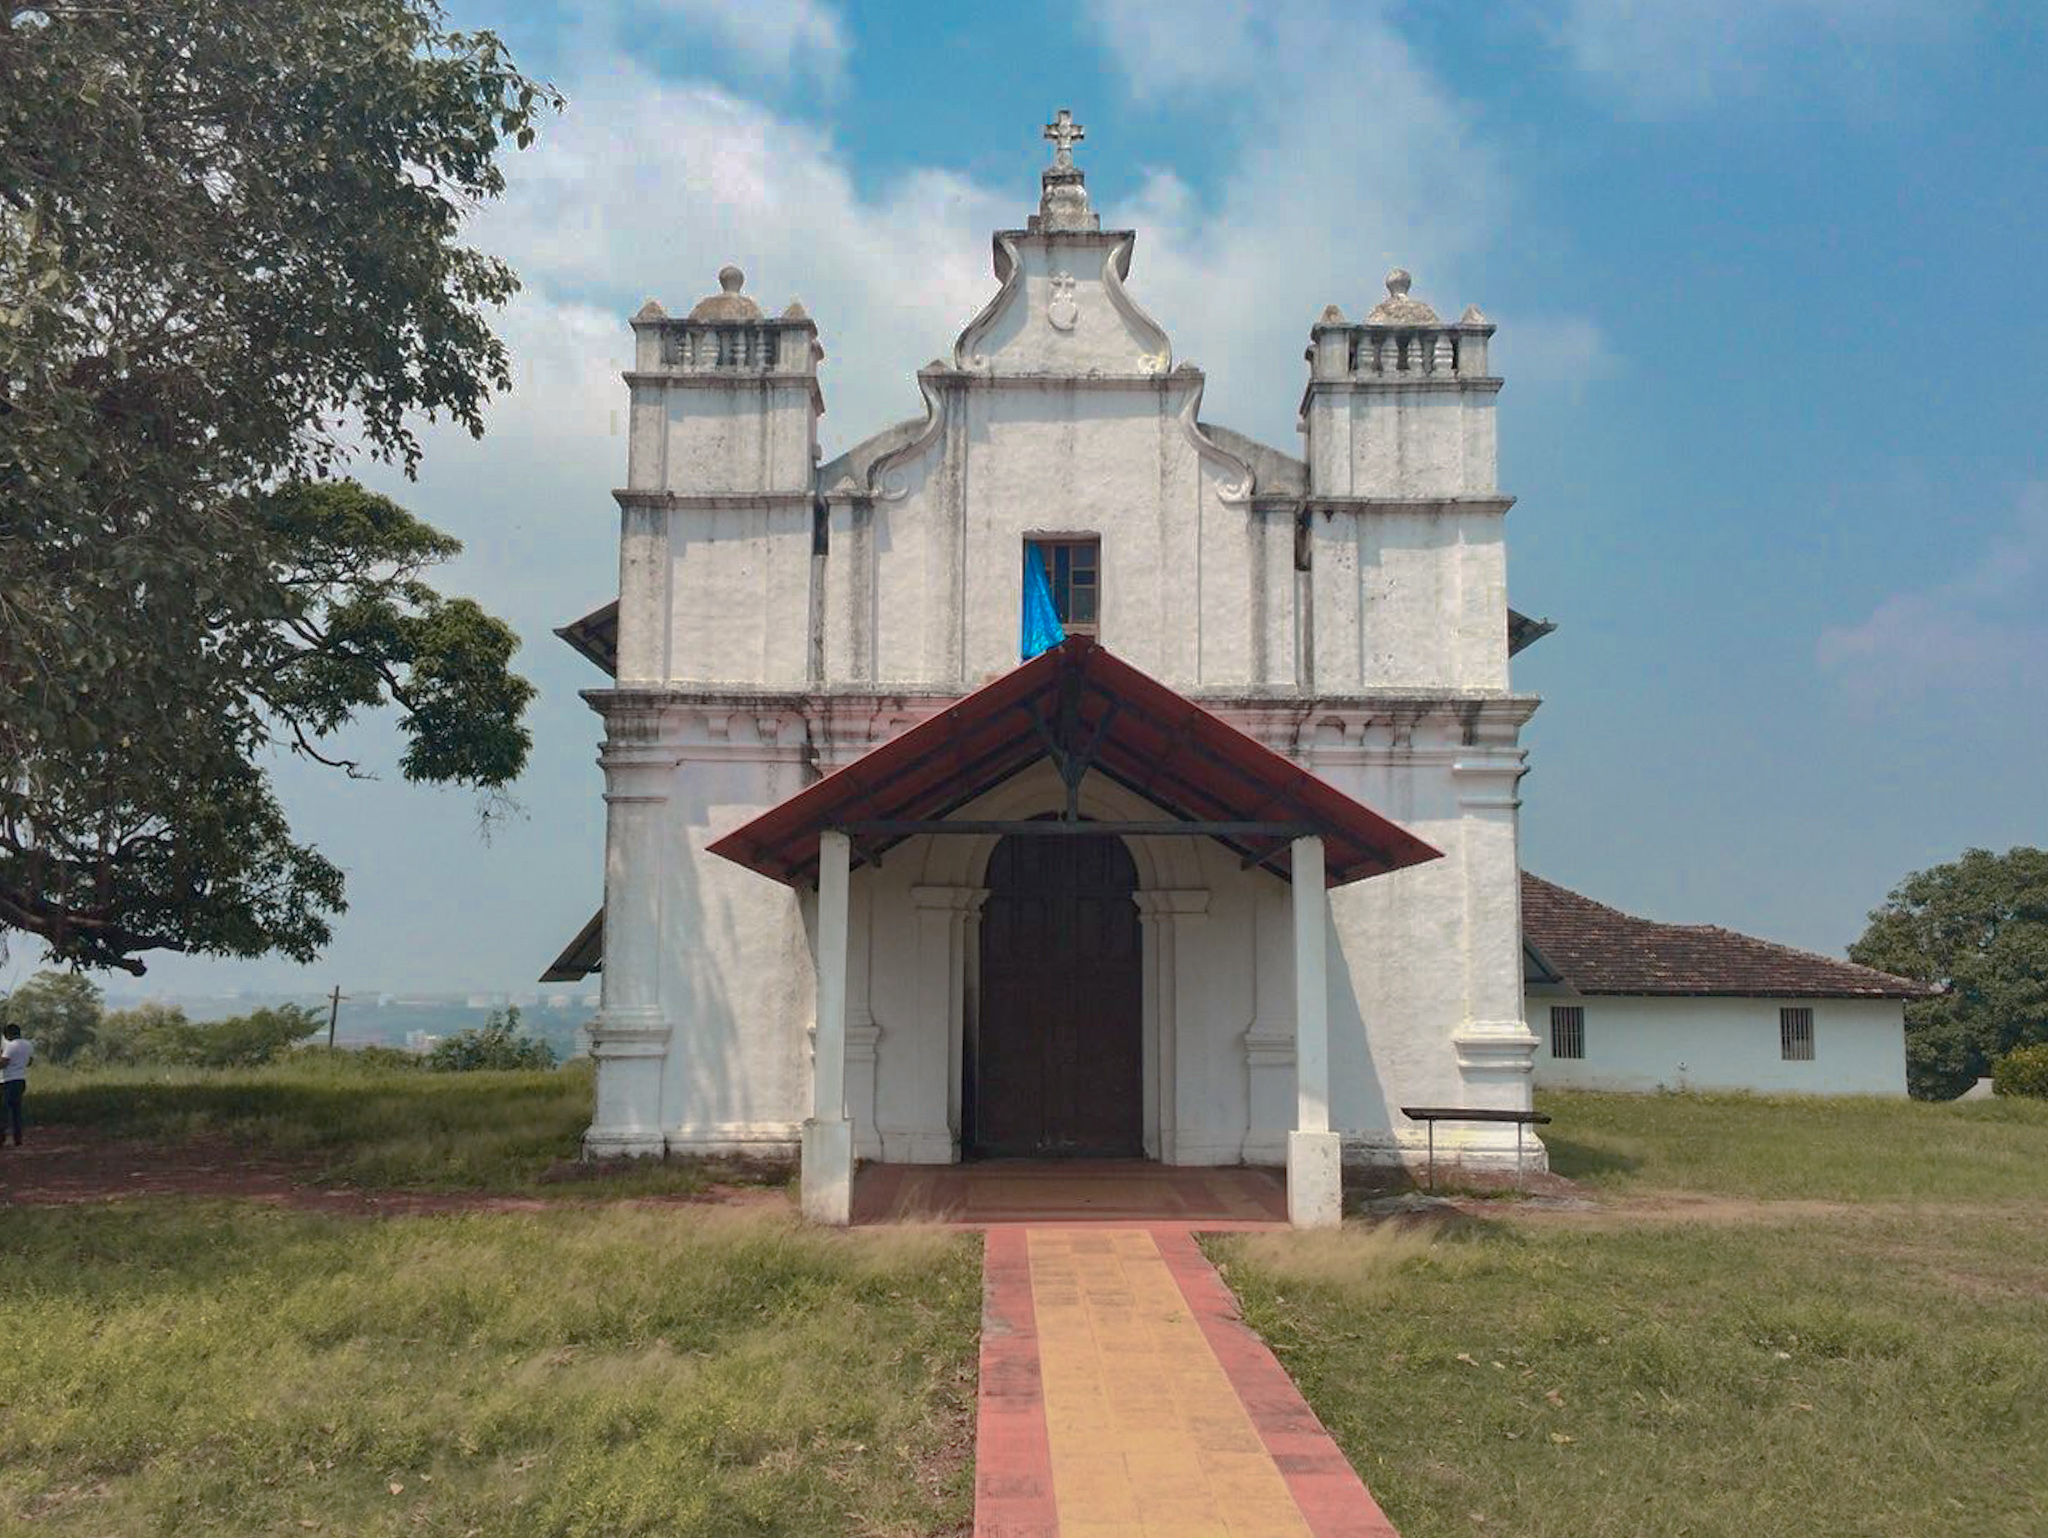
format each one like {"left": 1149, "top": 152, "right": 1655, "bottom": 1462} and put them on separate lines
{"left": 1134, "top": 889, "right": 1210, "bottom": 1164}
{"left": 887, "top": 884, "right": 987, "bottom": 1164}
{"left": 585, "top": 710, "right": 671, "bottom": 1158}
{"left": 1288, "top": 835, "right": 1342, "bottom": 1228}
{"left": 1448, "top": 744, "right": 1545, "bottom": 1169}
{"left": 803, "top": 829, "right": 853, "bottom": 1224}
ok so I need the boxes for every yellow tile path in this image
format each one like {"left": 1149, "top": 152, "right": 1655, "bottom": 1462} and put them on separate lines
{"left": 1027, "top": 1228, "right": 1315, "bottom": 1538}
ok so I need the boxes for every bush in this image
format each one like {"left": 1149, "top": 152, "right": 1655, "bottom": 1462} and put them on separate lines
{"left": 426, "top": 1007, "right": 555, "bottom": 1072}
{"left": 90, "top": 1002, "right": 320, "bottom": 1069}
{"left": 1991, "top": 1043, "right": 2048, "bottom": 1098}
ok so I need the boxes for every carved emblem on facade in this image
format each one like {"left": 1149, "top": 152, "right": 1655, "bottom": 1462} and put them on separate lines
{"left": 1048, "top": 270, "right": 1078, "bottom": 332}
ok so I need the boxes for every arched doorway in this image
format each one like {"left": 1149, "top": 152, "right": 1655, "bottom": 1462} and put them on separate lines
{"left": 968, "top": 832, "right": 1144, "bottom": 1158}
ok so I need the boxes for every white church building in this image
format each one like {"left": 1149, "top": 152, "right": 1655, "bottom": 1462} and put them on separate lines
{"left": 547, "top": 113, "right": 1554, "bottom": 1226}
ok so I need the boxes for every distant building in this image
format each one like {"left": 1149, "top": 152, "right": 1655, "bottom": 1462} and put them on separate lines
{"left": 1522, "top": 874, "right": 1931, "bottom": 1096}
{"left": 405, "top": 1031, "right": 441, "bottom": 1055}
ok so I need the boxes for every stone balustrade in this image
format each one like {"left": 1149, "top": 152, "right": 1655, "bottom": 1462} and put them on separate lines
{"left": 1348, "top": 325, "right": 1490, "bottom": 378}
{"left": 660, "top": 322, "right": 806, "bottom": 372}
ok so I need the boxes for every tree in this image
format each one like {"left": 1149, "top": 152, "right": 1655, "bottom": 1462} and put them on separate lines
{"left": 0, "top": 967, "right": 103, "bottom": 1062}
{"left": 1, "top": 2, "right": 559, "bottom": 973}
{"left": 89, "top": 1000, "right": 320, "bottom": 1066}
{"left": 90, "top": 1000, "right": 194, "bottom": 1065}
{"left": 426, "top": 1005, "right": 554, "bottom": 1071}
{"left": 1849, "top": 847, "right": 2048, "bottom": 1100}
{"left": 187, "top": 1004, "right": 323, "bottom": 1067}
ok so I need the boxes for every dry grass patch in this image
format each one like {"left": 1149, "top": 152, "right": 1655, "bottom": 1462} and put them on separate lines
{"left": 1210, "top": 1093, "right": 2048, "bottom": 1538}
{"left": 31, "top": 1056, "right": 770, "bottom": 1196}
{"left": 0, "top": 1202, "right": 979, "bottom": 1537}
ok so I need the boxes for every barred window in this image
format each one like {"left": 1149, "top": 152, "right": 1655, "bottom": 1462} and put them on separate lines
{"left": 1780, "top": 1007, "right": 1815, "bottom": 1061}
{"left": 1550, "top": 1005, "right": 1585, "bottom": 1060}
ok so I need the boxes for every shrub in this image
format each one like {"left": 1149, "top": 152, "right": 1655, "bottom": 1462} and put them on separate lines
{"left": 426, "top": 1007, "right": 555, "bottom": 1072}
{"left": 90, "top": 1003, "right": 320, "bottom": 1068}
{"left": 1991, "top": 1043, "right": 2048, "bottom": 1098}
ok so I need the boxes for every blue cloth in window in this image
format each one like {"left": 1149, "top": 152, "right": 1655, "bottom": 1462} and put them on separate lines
{"left": 1020, "top": 546, "right": 1066, "bottom": 660}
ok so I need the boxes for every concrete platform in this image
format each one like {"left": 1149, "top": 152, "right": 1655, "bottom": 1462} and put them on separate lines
{"left": 853, "top": 1160, "right": 1290, "bottom": 1228}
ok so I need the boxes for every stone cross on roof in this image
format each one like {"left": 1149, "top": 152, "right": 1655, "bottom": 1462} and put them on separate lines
{"left": 1044, "top": 109, "right": 1084, "bottom": 169}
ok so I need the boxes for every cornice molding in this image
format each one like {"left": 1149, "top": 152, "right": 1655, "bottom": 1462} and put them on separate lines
{"left": 612, "top": 489, "right": 812, "bottom": 511}
{"left": 1306, "top": 495, "right": 1516, "bottom": 518}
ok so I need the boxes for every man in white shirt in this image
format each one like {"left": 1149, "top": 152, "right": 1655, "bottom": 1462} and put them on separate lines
{"left": 1, "top": 1024, "right": 31, "bottom": 1147}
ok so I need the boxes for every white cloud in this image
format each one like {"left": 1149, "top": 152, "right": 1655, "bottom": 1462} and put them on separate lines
{"left": 129, "top": 6, "right": 1625, "bottom": 991}
{"left": 1550, "top": 0, "right": 1967, "bottom": 115}
{"left": 1086, "top": 0, "right": 1610, "bottom": 442}
{"left": 459, "top": 0, "right": 1614, "bottom": 477}
{"left": 650, "top": 0, "right": 849, "bottom": 85}
{"left": 1091, "top": 0, "right": 1261, "bottom": 98}
{"left": 1816, "top": 483, "right": 2048, "bottom": 699}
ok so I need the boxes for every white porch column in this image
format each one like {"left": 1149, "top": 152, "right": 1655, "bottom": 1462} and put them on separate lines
{"left": 1288, "top": 834, "right": 1342, "bottom": 1228}
{"left": 802, "top": 829, "right": 854, "bottom": 1224}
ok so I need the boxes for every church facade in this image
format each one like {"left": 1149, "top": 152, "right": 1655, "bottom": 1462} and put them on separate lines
{"left": 553, "top": 114, "right": 1546, "bottom": 1224}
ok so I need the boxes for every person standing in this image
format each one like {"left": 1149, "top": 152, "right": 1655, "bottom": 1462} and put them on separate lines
{"left": 1, "top": 1023, "right": 31, "bottom": 1147}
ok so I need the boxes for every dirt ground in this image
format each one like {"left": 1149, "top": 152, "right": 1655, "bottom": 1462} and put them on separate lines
{"left": 10, "top": 1126, "right": 2023, "bottom": 1236}
{"left": 0, "top": 1126, "right": 788, "bottom": 1216}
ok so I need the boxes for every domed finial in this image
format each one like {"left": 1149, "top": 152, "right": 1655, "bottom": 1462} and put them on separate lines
{"left": 1366, "top": 266, "right": 1440, "bottom": 325}
{"left": 687, "top": 264, "right": 765, "bottom": 321}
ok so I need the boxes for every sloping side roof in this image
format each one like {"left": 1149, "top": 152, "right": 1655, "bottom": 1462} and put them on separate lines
{"left": 540, "top": 908, "right": 603, "bottom": 983}
{"left": 556, "top": 601, "right": 619, "bottom": 677}
{"left": 1521, "top": 873, "right": 1933, "bottom": 999}
{"left": 708, "top": 637, "right": 1442, "bottom": 888}
{"left": 1507, "top": 609, "right": 1556, "bottom": 657}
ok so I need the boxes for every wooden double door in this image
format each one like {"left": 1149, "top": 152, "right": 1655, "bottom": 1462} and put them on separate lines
{"left": 969, "top": 832, "right": 1144, "bottom": 1159}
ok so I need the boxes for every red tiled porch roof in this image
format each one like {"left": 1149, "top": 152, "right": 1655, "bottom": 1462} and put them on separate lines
{"left": 707, "top": 637, "right": 1442, "bottom": 888}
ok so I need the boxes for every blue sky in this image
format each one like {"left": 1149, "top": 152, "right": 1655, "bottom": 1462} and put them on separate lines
{"left": 21, "top": 0, "right": 2047, "bottom": 998}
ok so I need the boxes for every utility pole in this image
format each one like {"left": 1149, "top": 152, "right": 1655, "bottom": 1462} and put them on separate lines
{"left": 326, "top": 985, "right": 346, "bottom": 1051}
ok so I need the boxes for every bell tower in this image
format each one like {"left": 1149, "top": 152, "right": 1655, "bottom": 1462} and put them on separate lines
{"left": 1298, "top": 269, "right": 1510, "bottom": 693}
{"left": 613, "top": 266, "right": 824, "bottom": 688}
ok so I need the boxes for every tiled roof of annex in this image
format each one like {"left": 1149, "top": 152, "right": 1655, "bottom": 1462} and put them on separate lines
{"left": 1521, "top": 873, "right": 1935, "bottom": 1000}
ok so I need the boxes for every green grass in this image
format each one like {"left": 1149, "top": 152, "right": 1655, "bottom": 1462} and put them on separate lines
{"left": 33, "top": 1056, "right": 763, "bottom": 1195}
{"left": 1211, "top": 1092, "right": 2048, "bottom": 1537}
{"left": 0, "top": 1202, "right": 981, "bottom": 1538}
{"left": 1540, "top": 1087, "right": 2048, "bottom": 1201}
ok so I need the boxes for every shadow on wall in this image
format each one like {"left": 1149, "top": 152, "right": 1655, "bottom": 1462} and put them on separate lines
{"left": 669, "top": 766, "right": 801, "bottom": 1142}
{"left": 1324, "top": 898, "right": 1391, "bottom": 1136}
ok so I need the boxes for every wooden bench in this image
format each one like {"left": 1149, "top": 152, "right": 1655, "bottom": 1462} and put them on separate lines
{"left": 1398, "top": 1106, "right": 1553, "bottom": 1191}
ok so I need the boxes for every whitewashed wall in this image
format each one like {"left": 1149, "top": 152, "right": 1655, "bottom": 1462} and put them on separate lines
{"left": 585, "top": 211, "right": 1545, "bottom": 1169}
{"left": 1526, "top": 993, "right": 1908, "bottom": 1096}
